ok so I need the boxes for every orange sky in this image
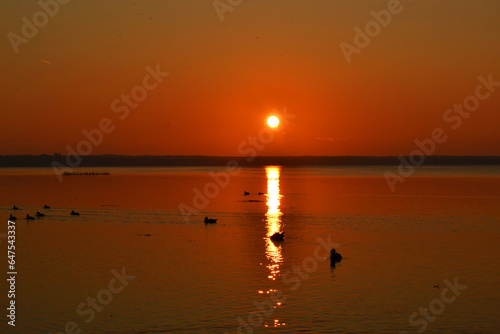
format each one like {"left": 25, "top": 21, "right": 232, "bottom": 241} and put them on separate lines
{"left": 1, "top": 0, "right": 499, "bottom": 156}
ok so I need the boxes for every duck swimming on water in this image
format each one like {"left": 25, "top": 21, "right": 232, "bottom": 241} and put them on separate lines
{"left": 70, "top": 210, "right": 80, "bottom": 216}
{"left": 9, "top": 214, "right": 16, "bottom": 221}
{"left": 330, "top": 249, "right": 342, "bottom": 266}
{"left": 25, "top": 214, "right": 35, "bottom": 220}
{"left": 204, "top": 217, "right": 217, "bottom": 224}
{"left": 270, "top": 232, "right": 285, "bottom": 242}
{"left": 44, "top": 204, "right": 51, "bottom": 209}
{"left": 36, "top": 211, "right": 45, "bottom": 217}
{"left": 12, "top": 205, "right": 19, "bottom": 210}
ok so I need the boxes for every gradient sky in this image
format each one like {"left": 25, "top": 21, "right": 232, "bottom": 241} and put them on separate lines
{"left": 1, "top": 0, "right": 499, "bottom": 156}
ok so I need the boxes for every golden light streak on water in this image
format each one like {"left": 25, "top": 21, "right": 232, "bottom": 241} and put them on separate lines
{"left": 265, "top": 166, "right": 283, "bottom": 281}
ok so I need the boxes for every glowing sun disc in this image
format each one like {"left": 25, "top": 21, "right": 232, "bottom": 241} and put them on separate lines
{"left": 267, "top": 116, "right": 280, "bottom": 128}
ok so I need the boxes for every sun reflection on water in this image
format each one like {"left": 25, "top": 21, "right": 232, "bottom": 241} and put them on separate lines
{"left": 265, "top": 166, "right": 283, "bottom": 281}
{"left": 255, "top": 166, "right": 285, "bottom": 327}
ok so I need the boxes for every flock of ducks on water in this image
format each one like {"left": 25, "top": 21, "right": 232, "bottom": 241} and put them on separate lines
{"left": 9, "top": 192, "right": 345, "bottom": 267}
{"left": 8, "top": 205, "right": 80, "bottom": 220}
{"left": 204, "top": 191, "right": 344, "bottom": 267}
{"left": 244, "top": 191, "right": 265, "bottom": 196}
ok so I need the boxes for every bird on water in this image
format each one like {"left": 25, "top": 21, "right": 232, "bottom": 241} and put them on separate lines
{"left": 204, "top": 217, "right": 217, "bottom": 224}
{"left": 270, "top": 232, "right": 285, "bottom": 242}
{"left": 330, "top": 249, "right": 342, "bottom": 266}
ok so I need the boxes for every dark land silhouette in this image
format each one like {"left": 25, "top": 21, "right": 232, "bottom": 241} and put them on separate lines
{"left": 0, "top": 154, "right": 499, "bottom": 168}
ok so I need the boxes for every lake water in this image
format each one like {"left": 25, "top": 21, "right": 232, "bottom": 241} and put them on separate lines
{"left": 1, "top": 166, "right": 499, "bottom": 333}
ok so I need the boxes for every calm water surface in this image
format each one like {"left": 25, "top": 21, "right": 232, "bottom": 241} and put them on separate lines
{"left": 0, "top": 166, "right": 499, "bottom": 333}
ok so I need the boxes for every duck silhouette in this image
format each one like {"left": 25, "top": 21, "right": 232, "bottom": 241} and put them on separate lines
{"left": 330, "top": 249, "right": 342, "bottom": 266}
{"left": 270, "top": 232, "right": 285, "bottom": 242}
{"left": 204, "top": 217, "right": 217, "bottom": 224}
{"left": 244, "top": 191, "right": 250, "bottom": 196}
{"left": 9, "top": 214, "right": 17, "bottom": 221}
{"left": 70, "top": 210, "right": 80, "bottom": 216}
{"left": 36, "top": 211, "right": 45, "bottom": 217}
{"left": 12, "top": 205, "right": 19, "bottom": 210}
{"left": 44, "top": 204, "right": 51, "bottom": 209}
{"left": 25, "top": 214, "right": 35, "bottom": 220}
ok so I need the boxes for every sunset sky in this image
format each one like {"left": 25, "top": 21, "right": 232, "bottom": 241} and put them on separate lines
{"left": 1, "top": 0, "right": 499, "bottom": 156}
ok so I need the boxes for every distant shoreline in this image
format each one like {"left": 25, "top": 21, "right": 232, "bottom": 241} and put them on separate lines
{"left": 0, "top": 155, "right": 499, "bottom": 168}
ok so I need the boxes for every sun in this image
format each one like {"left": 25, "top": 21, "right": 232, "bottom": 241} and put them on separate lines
{"left": 267, "top": 116, "right": 280, "bottom": 128}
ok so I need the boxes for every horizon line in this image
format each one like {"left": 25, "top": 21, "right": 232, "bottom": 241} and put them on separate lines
{"left": 1, "top": 154, "right": 500, "bottom": 158}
